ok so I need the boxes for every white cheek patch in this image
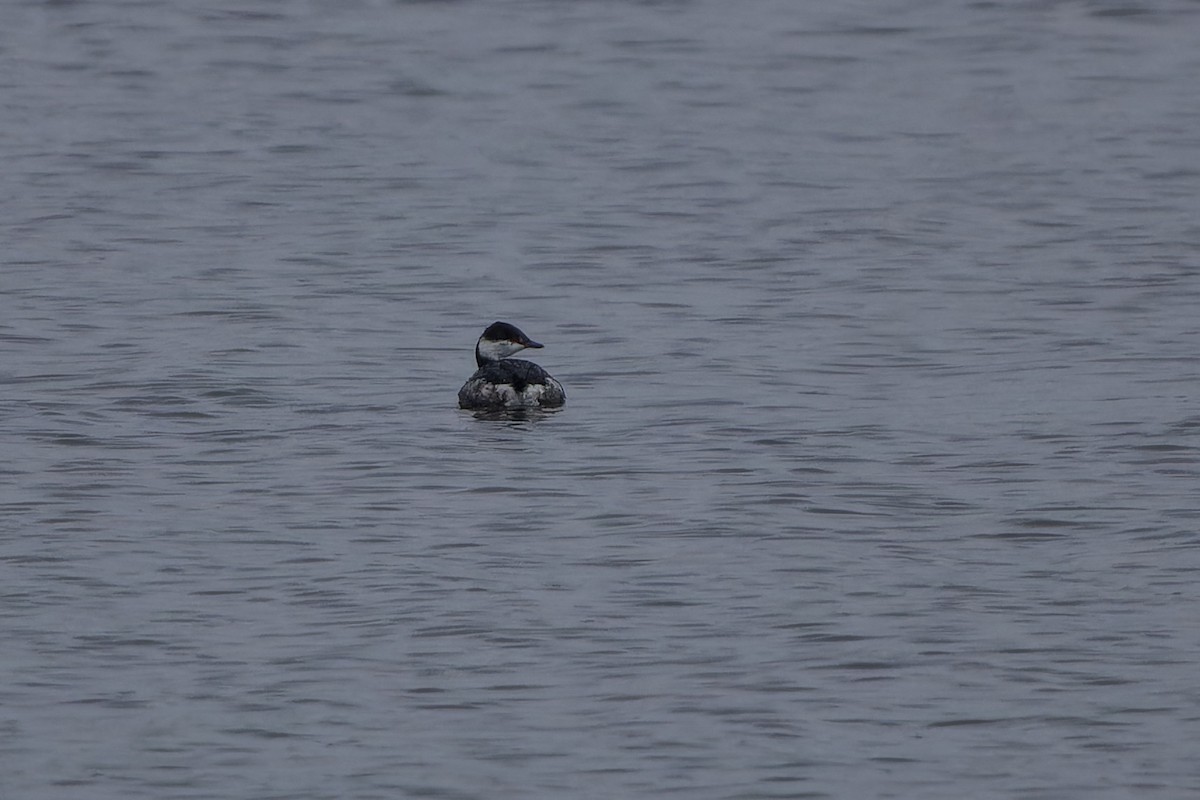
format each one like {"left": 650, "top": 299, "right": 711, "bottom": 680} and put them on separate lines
{"left": 477, "top": 339, "right": 524, "bottom": 362}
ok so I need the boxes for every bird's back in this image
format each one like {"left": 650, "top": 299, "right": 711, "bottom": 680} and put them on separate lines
{"left": 459, "top": 359, "right": 565, "bottom": 409}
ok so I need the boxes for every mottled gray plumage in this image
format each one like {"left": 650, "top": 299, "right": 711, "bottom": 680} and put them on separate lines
{"left": 458, "top": 322, "right": 565, "bottom": 410}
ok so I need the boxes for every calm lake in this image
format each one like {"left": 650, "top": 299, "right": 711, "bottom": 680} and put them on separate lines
{"left": 3, "top": 1, "right": 1199, "bottom": 797}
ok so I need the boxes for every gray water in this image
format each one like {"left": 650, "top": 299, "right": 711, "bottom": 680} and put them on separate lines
{"left": 3, "top": 1, "right": 1199, "bottom": 798}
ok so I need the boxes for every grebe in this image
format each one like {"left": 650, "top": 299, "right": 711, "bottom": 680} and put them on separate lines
{"left": 457, "top": 322, "right": 566, "bottom": 410}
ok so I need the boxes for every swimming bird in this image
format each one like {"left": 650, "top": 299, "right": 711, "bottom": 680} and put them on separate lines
{"left": 458, "top": 321, "right": 565, "bottom": 410}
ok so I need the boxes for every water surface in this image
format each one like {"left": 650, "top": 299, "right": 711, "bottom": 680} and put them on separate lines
{"left": 3, "top": 1, "right": 1199, "bottom": 797}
